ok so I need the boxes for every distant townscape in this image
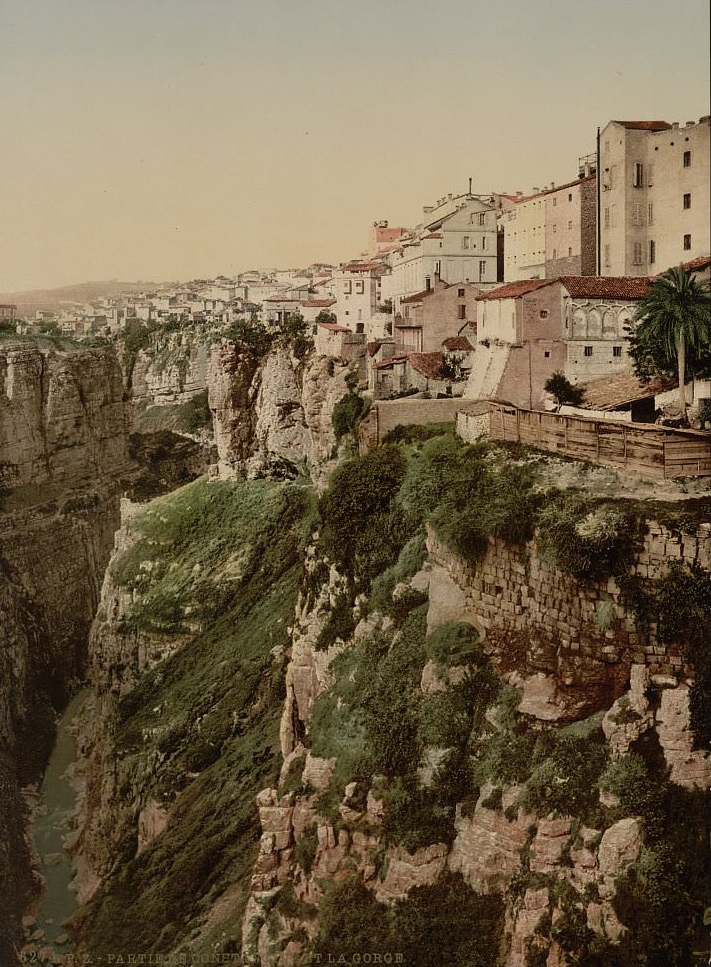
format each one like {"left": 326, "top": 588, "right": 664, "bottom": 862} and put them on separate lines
{"left": 2, "top": 115, "right": 709, "bottom": 420}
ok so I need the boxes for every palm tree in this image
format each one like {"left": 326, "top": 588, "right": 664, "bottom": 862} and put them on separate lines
{"left": 633, "top": 265, "right": 711, "bottom": 423}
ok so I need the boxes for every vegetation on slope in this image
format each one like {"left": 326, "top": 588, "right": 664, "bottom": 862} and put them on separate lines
{"left": 79, "top": 477, "right": 316, "bottom": 957}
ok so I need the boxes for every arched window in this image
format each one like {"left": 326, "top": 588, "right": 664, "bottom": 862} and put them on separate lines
{"left": 572, "top": 308, "right": 587, "bottom": 339}
{"left": 588, "top": 308, "right": 602, "bottom": 339}
{"left": 602, "top": 309, "right": 617, "bottom": 336}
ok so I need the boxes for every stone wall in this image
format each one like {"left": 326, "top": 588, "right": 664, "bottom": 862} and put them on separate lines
{"left": 426, "top": 519, "right": 709, "bottom": 716}
{"left": 358, "top": 397, "right": 488, "bottom": 450}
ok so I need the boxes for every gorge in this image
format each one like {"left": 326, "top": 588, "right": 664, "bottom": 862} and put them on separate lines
{"left": 1, "top": 332, "right": 709, "bottom": 966}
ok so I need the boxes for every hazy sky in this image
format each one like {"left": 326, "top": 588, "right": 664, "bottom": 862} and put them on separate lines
{"left": 1, "top": 0, "right": 709, "bottom": 291}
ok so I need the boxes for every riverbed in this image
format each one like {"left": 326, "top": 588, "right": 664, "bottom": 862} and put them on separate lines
{"left": 24, "top": 689, "right": 90, "bottom": 956}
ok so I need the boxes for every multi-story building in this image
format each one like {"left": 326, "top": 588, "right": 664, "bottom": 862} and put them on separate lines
{"left": 384, "top": 193, "right": 498, "bottom": 308}
{"left": 0, "top": 304, "right": 17, "bottom": 322}
{"left": 503, "top": 166, "right": 597, "bottom": 281}
{"left": 393, "top": 278, "right": 481, "bottom": 354}
{"left": 334, "top": 261, "right": 388, "bottom": 339}
{"left": 598, "top": 117, "right": 710, "bottom": 276}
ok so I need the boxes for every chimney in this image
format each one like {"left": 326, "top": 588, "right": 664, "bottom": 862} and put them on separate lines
{"left": 533, "top": 187, "right": 540, "bottom": 193}
{"left": 468, "top": 177, "right": 473, "bottom": 194}
{"left": 672, "top": 122, "right": 679, "bottom": 129}
{"left": 550, "top": 181, "right": 555, "bottom": 189}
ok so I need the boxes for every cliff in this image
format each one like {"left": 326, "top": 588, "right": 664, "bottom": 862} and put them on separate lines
{"left": 0, "top": 343, "right": 131, "bottom": 962}
{"left": 208, "top": 340, "right": 354, "bottom": 487}
{"left": 119, "top": 324, "right": 214, "bottom": 407}
{"left": 66, "top": 418, "right": 710, "bottom": 965}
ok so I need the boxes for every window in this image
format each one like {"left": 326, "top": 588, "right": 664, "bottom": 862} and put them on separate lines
{"left": 477, "top": 212, "right": 486, "bottom": 226}
{"left": 478, "top": 260, "right": 487, "bottom": 279}
{"left": 462, "top": 235, "right": 470, "bottom": 250}
{"left": 568, "top": 247, "right": 573, "bottom": 257}
{"left": 539, "top": 310, "right": 549, "bottom": 319}
{"left": 683, "top": 193, "right": 691, "bottom": 209}
{"left": 684, "top": 234, "right": 692, "bottom": 250}
{"left": 552, "top": 198, "right": 557, "bottom": 207}
{"left": 458, "top": 305, "right": 466, "bottom": 320}
{"left": 648, "top": 202, "right": 654, "bottom": 225}
{"left": 544, "top": 350, "right": 551, "bottom": 358}
{"left": 482, "top": 236, "right": 487, "bottom": 250}
{"left": 344, "top": 281, "right": 352, "bottom": 294}
{"left": 604, "top": 244, "right": 610, "bottom": 266}
{"left": 683, "top": 150, "right": 691, "bottom": 167}
{"left": 568, "top": 193, "right": 573, "bottom": 202}
{"left": 604, "top": 207, "right": 610, "bottom": 228}
{"left": 357, "top": 309, "right": 363, "bottom": 320}
{"left": 552, "top": 248, "right": 557, "bottom": 259}
{"left": 632, "top": 203, "right": 644, "bottom": 226}
{"left": 567, "top": 220, "right": 573, "bottom": 230}
{"left": 584, "top": 346, "right": 593, "bottom": 357}
{"left": 552, "top": 224, "right": 557, "bottom": 233}
{"left": 633, "top": 242, "right": 643, "bottom": 265}
{"left": 633, "top": 162, "right": 644, "bottom": 187}
{"left": 355, "top": 280, "right": 364, "bottom": 294}
{"left": 649, "top": 240, "right": 656, "bottom": 264}
{"left": 457, "top": 287, "right": 465, "bottom": 297}
{"left": 613, "top": 346, "right": 622, "bottom": 358}
{"left": 646, "top": 165, "right": 653, "bottom": 187}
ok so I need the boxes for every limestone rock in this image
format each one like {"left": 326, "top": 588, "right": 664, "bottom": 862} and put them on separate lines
{"left": 598, "top": 817, "right": 643, "bottom": 899}
{"left": 375, "top": 842, "right": 448, "bottom": 902}
{"left": 505, "top": 887, "right": 550, "bottom": 967}
{"left": 655, "top": 683, "right": 711, "bottom": 789}
{"left": 137, "top": 800, "right": 169, "bottom": 854}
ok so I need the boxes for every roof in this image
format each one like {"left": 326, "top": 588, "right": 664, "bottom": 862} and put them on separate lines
{"left": 367, "top": 340, "right": 382, "bottom": 357}
{"left": 341, "top": 261, "right": 383, "bottom": 273}
{"left": 678, "top": 256, "right": 711, "bottom": 274}
{"left": 612, "top": 120, "right": 672, "bottom": 131}
{"left": 423, "top": 232, "right": 443, "bottom": 240}
{"left": 558, "top": 276, "right": 652, "bottom": 300}
{"left": 303, "top": 299, "right": 336, "bottom": 308}
{"left": 317, "top": 322, "right": 351, "bottom": 333}
{"left": 443, "top": 336, "right": 474, "bottom": 351}
{"left": 400, "top": 287, "right": 439, "bottom": 304}
{"left": 408, "top": 352, "right": 446, "bottom": 379}
{"left": 477, "top": 279, "right": 556, "bottom": 301}
{"left": 577, "top": 373, "right": 677, "bottom": 410}
{"left": 373, "top": 353, "right": 410, "bottom": 370}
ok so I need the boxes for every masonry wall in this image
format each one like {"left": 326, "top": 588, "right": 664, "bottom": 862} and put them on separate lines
{"left": 358, "top": 398, "right": 488, "bottom": 450}
{"left": 427, "top": 520, "right": 710, "bottom": 711}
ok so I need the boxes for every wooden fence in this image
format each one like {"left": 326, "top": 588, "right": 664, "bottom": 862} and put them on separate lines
{"left": 489, "top": 402, "right": 711, "bottom": 478}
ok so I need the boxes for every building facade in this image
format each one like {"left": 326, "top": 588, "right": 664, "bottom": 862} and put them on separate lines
{"left": 599, "top": 117, "right": 710, "bottom": 276}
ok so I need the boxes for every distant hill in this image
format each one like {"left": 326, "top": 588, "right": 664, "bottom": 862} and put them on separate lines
{"left": 0, "top": 280, "right": 161, "bottom": 314}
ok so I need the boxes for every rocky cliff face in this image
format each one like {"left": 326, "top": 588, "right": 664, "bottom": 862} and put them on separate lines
{"left": 125, "top": 328, "right": 212, "bottom": 406}
{"left": 0, "top": 343, "right": 131, "bottom": 962}
{"left": 208, "top": 341, "right": 353, "bottom": 488}
{"left": 242, "top": 510, "right": 710, "bottom": 966}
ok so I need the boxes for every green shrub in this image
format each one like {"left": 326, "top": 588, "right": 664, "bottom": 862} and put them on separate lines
{"left": 293, "top": 825, "right": 318, "bottom": 874}
{"left": 524, "top": 730, "right": 608, "bottom": 818}
{"left": 381, "top": 422, "right": 455, "bottom": 444}
{"left": 319, "top": 446, "right": 407, "bottom": 579}
{"left": 424, "top": 621, "right": 481, "bottom": 668}
{"left": 332, "top": 392, "right": 367, "bottom": 441}
{"left": 314, "top": 591, "right": 356, "bottom": 651}
{"left": 536, "top": 496, "right": 641, "bottom": 580}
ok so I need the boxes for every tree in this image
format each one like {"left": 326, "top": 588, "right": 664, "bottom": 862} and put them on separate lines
{"left": 544, "top": 371, "right": 585, "bottom": 407}
{"left": 629, "top": 266, "right": 711, "bottom": 423}
{"left": 315, "top": 310, "right": 337, "bottom": 326}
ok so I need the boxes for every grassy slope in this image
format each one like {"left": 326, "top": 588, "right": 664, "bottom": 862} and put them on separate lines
{"left": 81, "top": 476, "right": 315, "bottom": 956}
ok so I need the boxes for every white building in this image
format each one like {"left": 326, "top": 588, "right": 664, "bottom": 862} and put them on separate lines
{"left": 384, "top": 193, "right": 498, "bottom": 310}
{"left": 599, "top": 117, "right": 710, "bottom": 276}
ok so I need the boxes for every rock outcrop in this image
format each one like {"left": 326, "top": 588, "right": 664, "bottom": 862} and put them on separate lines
{"left": 209, "top": 342, "right": 353, "bottom": 487}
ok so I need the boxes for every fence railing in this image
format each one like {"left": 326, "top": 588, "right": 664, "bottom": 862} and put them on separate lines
{"left": 488, "top": 402, "right": 711, "bottom": 478}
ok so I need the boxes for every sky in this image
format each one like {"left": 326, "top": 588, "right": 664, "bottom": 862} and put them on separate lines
{"left": 0, "top": 0, "right": 709, "bottom": 292}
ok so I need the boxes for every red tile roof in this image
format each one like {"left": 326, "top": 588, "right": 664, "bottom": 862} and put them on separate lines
{"left": 613, "top": 120, "right": 672, "bottom": 131}
{"left": 303, "top": 299, "right": 336, "bottom": 307}
{"left": 443, "top": 336, "right": 474, "bottom": 351}
{"left": 558, "top": 276, "right": 652, "bottom": 299}
{"left": 679, "top": 256, "right": 711, "bottom": 274}
{"left": 409, "top": 352, "right": 446, "bottom": 379}
{"left": 317, "top": 322, "right": 351, "bottom": 333}
{"left": 423, "top": 232, "right": 443, "bottom": 239}
{"left": 577, "top": 373, "right": 677, "bottom": 410}
{"left": 477, "top": 279, "right": 556, "bottom": 300}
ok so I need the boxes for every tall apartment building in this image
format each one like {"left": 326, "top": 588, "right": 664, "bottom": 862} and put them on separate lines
{"left": 598, "top": 117, "right": 710, "bottom": 276}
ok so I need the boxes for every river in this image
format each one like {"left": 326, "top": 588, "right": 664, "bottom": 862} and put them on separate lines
{"left": 25, "top": 689, "right": 90, "bottom": 956}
